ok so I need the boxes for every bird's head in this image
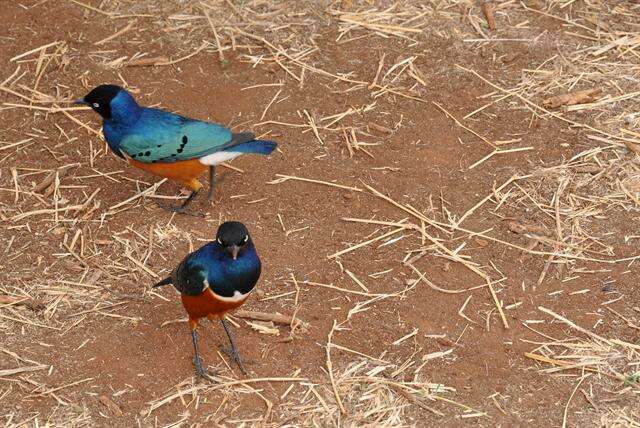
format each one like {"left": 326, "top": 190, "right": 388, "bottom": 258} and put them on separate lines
{"left": 75, "top": 84, "right": 138, "bottom": 121}
{"left": 216, "top": 221, "right": 252, "bottom": 260}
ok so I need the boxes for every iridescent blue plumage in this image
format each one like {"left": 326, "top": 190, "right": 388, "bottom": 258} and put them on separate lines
{"left": 96, "top": 89, "right": 274, "bottom": 163}
{"left": 79, "top": 85, "right": 277, "bottom": 213}
{"left": 182, "top": 241, "right": 261, "bottom": 297}
{"left": 155, "top": 221, "right": 261, "bottom": 298}
{"left": 151, "top": 221, "right": 261, "bottom": 377}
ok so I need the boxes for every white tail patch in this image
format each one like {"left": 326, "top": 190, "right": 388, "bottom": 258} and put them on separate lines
{"left": 199, "top": 151, "right": 242, "bottom": 166}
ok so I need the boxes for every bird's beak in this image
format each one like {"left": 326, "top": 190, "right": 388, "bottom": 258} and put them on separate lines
{"left": 74, "top": 98, "right": 88, "bottom": 105}
{"left": 228, "top": 245, "right": 240, "bottom": 260}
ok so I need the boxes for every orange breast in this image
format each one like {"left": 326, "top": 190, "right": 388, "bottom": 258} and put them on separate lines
{"left": 181, "top": 289, "right": 248, "bottom": 322}
{"left": 128, "top": 158, "right": 207, "bottom": 190}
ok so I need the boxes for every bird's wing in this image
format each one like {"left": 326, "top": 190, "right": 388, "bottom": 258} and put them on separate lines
{"left": 119, "top": 109, "right": 255, "bottom": 163}
{"left": 172, "top": 256, "right": 209, "bottom": 296}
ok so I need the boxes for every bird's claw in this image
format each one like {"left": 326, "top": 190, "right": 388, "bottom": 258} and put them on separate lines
{"left": 193, "top": 356, "right": 218, "bottom": 382}
{"left": 219, "top": 345, "right": 247, "bottom": 375}
{"left": 158, "top": 202, "right": 205, "bottom": 217}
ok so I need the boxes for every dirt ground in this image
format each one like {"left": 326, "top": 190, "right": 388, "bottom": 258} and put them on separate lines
{"left": 1, "top": 0, "right": 639, "bottom": 426}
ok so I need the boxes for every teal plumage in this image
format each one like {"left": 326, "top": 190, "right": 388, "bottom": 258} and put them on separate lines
{"left": 77, "top": 84, "right": 278, "bottom": 213}
{"left": 97, "top": 89, "right": 272, "bottom": 164}
{"left": 118, "top": 113, "right": 234, "bottom": 163}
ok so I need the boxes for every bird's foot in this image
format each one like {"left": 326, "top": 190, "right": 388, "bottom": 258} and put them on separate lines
{"left": 219, "top": 345, "right": 247, "bottom": 375}
{"left": 193, "top": 356, "right": 217, "bottom": 380}
{"left": 157, "top": 202, "right": 205, "bottom": 217}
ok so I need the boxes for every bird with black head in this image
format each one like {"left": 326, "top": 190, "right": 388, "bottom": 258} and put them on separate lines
{"left": 76, "top": 85, "right": 277, "bottom": 214}
{"left": 153, "top": 221, "right": 261, "bottom": 377}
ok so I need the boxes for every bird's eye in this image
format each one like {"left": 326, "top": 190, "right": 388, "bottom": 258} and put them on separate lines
{"left": 92, "top": 102, "right": 99, "bottom": 108}
{"left": 242, "top": 235, "right": 249, "bottom": 244}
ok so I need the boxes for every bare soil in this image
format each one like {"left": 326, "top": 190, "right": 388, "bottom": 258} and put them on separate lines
{"left": 1, "top": 1, "right": 639, "bottom": 426}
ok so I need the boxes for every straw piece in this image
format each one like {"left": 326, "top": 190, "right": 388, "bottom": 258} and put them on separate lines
{"left": 269, "top": 174, "right": 363, "bottom": 193}
{"left": 10, "top": 41, "right": 61, "bottom": 62}
{"left": 538, "top": 306, "right": 611, "bottom": 344}
{"left": 0, "top": 364, "right": 48, "bottom": 377}
{"left": 94, "top": 20, "right": 135, "bottom": 45}
{"left": 234, "top": 310, "right": 305, "bottom": 328}
{"left": 326, "top": 320, "right": 347, "bottom": 415}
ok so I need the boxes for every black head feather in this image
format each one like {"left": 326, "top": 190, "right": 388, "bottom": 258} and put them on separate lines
{"left": 216, "top": 221, "right": 251, "bottom": 247}
{"left": 81, "top": 84, "right": 123, "bottom": 119}
{"left": 216, "top": 221, "right": 251, "bottom": 248}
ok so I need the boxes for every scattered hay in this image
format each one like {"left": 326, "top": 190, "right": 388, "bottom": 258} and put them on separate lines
{"left": 1, "top": 0, "right": 639, "bottom": 426}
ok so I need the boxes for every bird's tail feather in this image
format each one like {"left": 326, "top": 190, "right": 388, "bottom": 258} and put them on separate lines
{"left": 229, "top": 140, "right": 277, "bottom": 155}
{"left": 153, "top": 276, "right": 173, "bottom": 288}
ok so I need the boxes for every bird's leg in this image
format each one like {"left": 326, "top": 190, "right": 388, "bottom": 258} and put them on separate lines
{"left": 190, "top": 323, "right": 207, "bottom": 378}
{"left": 159, "top": 189, "right": 204, "bottom": 217}
{"left": 180, "top": 189, "right": 199, "bottom": 209}
{"left": 219, "top": 318, "right": 247, "bottom": 375}
{"left": 207, "top": 166, "right": 216, "bottom": 201}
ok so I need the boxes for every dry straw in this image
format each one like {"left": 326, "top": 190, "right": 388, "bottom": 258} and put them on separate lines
{"left": 1, "top": 0, "right": 639, "bottom": 426}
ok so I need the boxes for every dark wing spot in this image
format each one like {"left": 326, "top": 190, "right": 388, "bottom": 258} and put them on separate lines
{"left": 145, "top": 151, "right": 151, "bottom": 156}
{"left": 138, "top": 152, "right": 144, "bottom": 157}
{"left": 157, "top": 144, "right": 162, "bottom": 148}
{"left": 171, "top": 154, "right": 176, "bottom": 157}
{"left": 182, "top": 135, "right": 188, "bottom": 144}
{"left": 177, "top": 148, "right": 183, "bottom": 153}
{"left": 131, "top": 154, "right": 137, "bottom": 158}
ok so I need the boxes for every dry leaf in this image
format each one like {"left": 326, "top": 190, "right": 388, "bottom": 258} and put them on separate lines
{"left": 623, "top": 141, "right": 640, "bottom": 156}
{"left": 0, "top": 295, "right": 45, "bottom": 311}
{"left": 481, "top": 2, "right": 496, "bottom": 30}
{"left": 99, "top": 395, "right": 123, "bottom": 416}
{"left": 543, "top": 88, "right": 602, "bottom": 108}
{"left": 474, "top": 237, "right": 489, "bottom": 247}
{"left": 246, "top": 320, "right": 280, "bottom": 335}
{"left": 574, "top": 164, "right": 602, "bottom": 174}
{"left": 126, "top": 56, "right": 169, "bottom": 67}
{"left": 622, "top": 177, "right": 640, "bottom": 193}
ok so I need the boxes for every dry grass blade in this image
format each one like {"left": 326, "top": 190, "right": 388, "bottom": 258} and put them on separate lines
{"left": 234, "top": 309, "right": 305, "bottom": 328}
{"left": 0, "top": 364, "right": 49, "bottom": 377}
{"left": 3, "top": 1, "right": 640, "bottom": 426}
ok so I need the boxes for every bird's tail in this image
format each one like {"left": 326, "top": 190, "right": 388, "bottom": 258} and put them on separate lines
{"left": 153, "top": 276, "right": 173, "bottom": 288}
{"left": 230, "top": 139, "right": 277, "bottom": 156}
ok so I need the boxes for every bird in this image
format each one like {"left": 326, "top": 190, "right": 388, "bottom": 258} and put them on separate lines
{"left": 75, "top": 85, "right": 277, "bottom": 213}
{"left": 153, "top": 221, "right": 261, "bottom": 377}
